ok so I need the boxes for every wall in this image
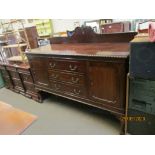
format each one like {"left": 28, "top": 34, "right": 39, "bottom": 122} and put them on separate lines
{"left": 52, "top": 19, "right": 92, "bottom": 33}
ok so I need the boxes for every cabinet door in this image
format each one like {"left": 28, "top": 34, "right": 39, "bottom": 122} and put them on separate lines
{"left": 29, "top": 57, "right": 49, "bottom": 88}
{"left": 88, "top": 61, "right": 126, "bottom": 109}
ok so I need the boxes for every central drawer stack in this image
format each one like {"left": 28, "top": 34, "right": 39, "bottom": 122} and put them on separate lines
{"left": 47, "top": 58, "right": 88, "bottom": 99}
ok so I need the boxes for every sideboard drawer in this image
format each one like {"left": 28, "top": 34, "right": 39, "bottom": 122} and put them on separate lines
{"left": 9, "top": 71, "right": 20, "bottom": 79}
{"left": 64, "top": 84, "right": 87, "bottom": 98}
{"left": 6, "top": 66, "right": 16, "bottom": 71}
{"left": 48, "top": 58, "right": 86, "bottom": 73}
{"left": 24, "top": 82, "right": 35, "bottom": 92}
{"left": 48, "top": 70, "right": 86, "bottom": 86}
{"left": 50, "top": 81, "right": 87, "bottom": 98}
{"left": 21, "top": 73, "right": 33, "bottom": 83}
{"left": 13, "top": 79, "right": 23, "bottom": 88}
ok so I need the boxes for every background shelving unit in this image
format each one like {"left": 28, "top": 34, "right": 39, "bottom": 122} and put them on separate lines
{"left": 34, "top": 19, "right": 53, "bottom": 37}
{"left": 0, "top": 19, "right": 31, "bottom": 64}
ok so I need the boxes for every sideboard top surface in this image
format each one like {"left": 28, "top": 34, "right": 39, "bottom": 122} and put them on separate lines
{"left": 28, "top": 43, "right": 130, "bottom": 58}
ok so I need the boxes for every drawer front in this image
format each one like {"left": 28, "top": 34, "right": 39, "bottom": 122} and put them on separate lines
{"left": 4, "top": 77, "right": 13, "bottom": 88}
{"left": 6, "top": 66, "right": 16, "bottom": 72}
{"left": 21, "top": 73, "right": 33, "bottom": 83}
{"left": 129, "top": 98, "right": 155, "bottom": 115}
{"left": 9, "top": 71, "right": 20, "bottom": 79}
{"left": 63, "top": 84, "right": 87, "bottom": 98}
{"left": 129, "top": 79, "right": 155, "bottom": 115}
{"left": 18, "top": 68, "right": 30, "bottom": 74}
{"left": 24, "top": 82, "right": 35, "bottom": 92}
{"left": 13, "top": 79, "right": 23, "bottom": 89}
{"left": 48, "top": 70, "right": 86, "bottom": 86}
{"left": 48, "top": 58, "right": 86, "bottom": 73}
{"left": 50, "top": 82, "right": 87, "bottom": 98}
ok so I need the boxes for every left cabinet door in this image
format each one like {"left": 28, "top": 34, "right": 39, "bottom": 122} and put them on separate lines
{"left": 29, "top": 56, "right": 49, "bottom": 88}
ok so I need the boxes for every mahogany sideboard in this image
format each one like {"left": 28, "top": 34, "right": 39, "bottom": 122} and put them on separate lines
{"left": 26, "top": 29, "right": 137, "bottom": 134}
{"left": 27, "top": 44, "right": 129, "bottom": 116}
{"left": 0, "top": 63, "right": 43, "bottom": 102}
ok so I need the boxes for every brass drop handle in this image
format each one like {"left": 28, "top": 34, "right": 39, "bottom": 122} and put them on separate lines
{"left": 24, "top": 76, "right": 28, "bottom": 81}
{"left": 49, "top": 62, "right": 56, "bottom": 68}
{"left": 71, "top": 77, "right": 79, "bottom": 83}
{"left": 51, "top": 73, "right": 58, "bottom": 78}
{"left": 73, "top": 88, "right": 81, "bottom": 95}
{"left": 54, "top": 84, "right": 60, "bottom": 90}
{"left": 69, "top": 64, "right": 77, "bottom": 71}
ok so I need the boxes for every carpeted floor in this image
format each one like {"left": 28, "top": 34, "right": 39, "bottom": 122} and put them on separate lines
{"left": 0, "top": 88, "right": 120, "bottom": 135}
{"left": 0, "top": 101, "right": 37, "bottom": 135}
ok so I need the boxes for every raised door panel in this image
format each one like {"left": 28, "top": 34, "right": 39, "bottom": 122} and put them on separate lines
{"left": 88, "top": 61, "right": 125, "bottom": 109}
{"left": 29, "top": 57, "right": 49, "bottom": 88}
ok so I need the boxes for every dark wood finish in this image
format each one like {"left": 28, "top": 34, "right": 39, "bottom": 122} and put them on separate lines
{"left": 20, "top": 26, "right": 39, "bottom": 49}
{"left": 0, "top": 63, "right": 43, "bottom": 102}
{"left": 50, "top": 26, "right": 137, "bottom": 44}
{"left": 27, "top": 53, "right": 128, "bottom": 115}
{"left": 29, "top": 57, "right": 49, "bottom": 88}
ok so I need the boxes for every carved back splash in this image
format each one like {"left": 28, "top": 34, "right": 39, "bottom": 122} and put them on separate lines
{"left": 50, "top": 26, "right": 137, "bottom": 44}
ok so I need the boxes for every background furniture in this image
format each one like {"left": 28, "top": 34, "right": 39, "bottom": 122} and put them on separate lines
{"left": 128, "top": 34, "right": 155, "bottom": 134}
{"left": 0, "top": 19, "right": 31, "bottom": 64}
{"left": 0, "top": 71, "right": 4, "bottom": 88}
{"left": 19, "top": 26, "right": 39, "bottom": 49}
{"left": 101, "top": 22, "right": 131, "bottom": 34}
{"left": 0, "top": 20, "right": 45, "bottom": 102}
{"left": 128, "top": 78, "right": 155, "bottom": 134}
{"left": 0, "top": 63, "right": 43, "bottom": 102}
{"left": 34, "top": 19, "right": 53, "bottom": 37}
{"left": 130, "top": 35, "right": 155, "bottom": 80}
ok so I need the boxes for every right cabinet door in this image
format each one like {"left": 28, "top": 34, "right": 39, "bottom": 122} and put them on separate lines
{"left": 88, "top": 61, "right": 126, "bottom": 109}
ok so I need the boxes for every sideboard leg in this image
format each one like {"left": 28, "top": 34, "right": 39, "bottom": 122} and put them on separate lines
{"left": 120, "top": 118, "right": 125, "bottom": 135}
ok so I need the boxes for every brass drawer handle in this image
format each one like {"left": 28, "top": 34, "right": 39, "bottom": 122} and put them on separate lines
{"left": 51, "top": 73, "right": 58, "bottom": 79}
{"left": 73, "top": 88, "right": 81, "bottom": 95}
{"left": 69, "top": 64, "right": 77, "bottom": 71}
{"left": 54, "top": 84, "right": 61, "bottom": 90}
{"left": 71, "top": 77, "right": 79, "bottom": 83}
{"left": 24, "top": 76, "right": 28, "bottom": 81}
{"left": 49, "top": 62, "right": 56, "bottom": 68}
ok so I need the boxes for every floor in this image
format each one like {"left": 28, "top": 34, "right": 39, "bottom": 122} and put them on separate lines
{"left": 0, "top": 88, "right": 120, "bottom": 135}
